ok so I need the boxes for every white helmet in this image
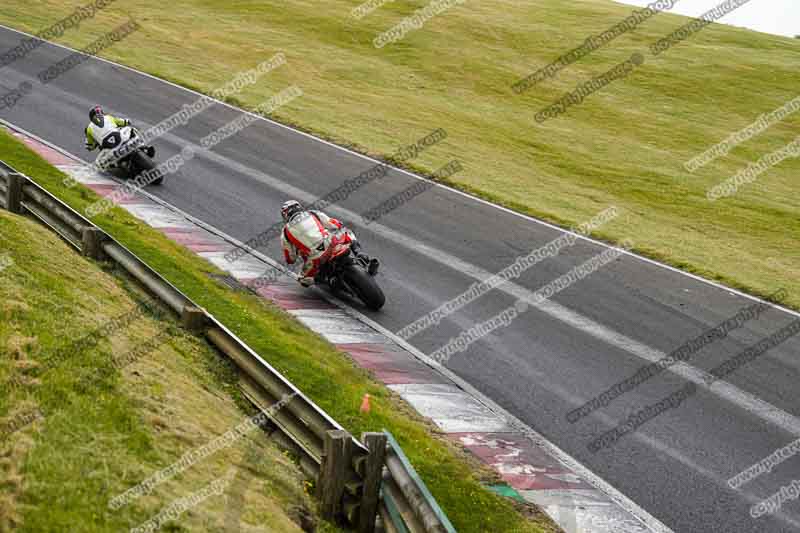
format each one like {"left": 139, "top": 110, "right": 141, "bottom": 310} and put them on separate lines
{"left": 281, "top": 200, "right": 303, "bottom": 222}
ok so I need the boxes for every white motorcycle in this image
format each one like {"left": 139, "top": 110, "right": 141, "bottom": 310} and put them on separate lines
{"left": 95, "top": 126, "right": 162, "bottom": 185}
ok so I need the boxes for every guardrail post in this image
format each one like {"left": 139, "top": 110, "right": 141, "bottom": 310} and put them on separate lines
{"left": 81, "top": 227, "right": 106, "bottom": 260}
{"left": 6, "top": 173, "right": 23, "bottom": 214}
{"left": 181, "top": 305, "right": 208, "bottom": 333}
{"left": 319, "top": 430, "right": 353, "bottom": 522}
{"left": 359, "top": 432, "right": 388, "bottom": 533}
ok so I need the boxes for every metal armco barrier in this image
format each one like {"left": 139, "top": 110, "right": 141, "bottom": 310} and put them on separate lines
{"left": 0, "top": 159, "right": 456, "bottom": 533}
{"left": 382, "top": 432, "right": 456, "bottom": 533}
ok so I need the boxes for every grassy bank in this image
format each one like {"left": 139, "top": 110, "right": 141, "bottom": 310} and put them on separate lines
{"left": 0, "top": 204, "right": 327, "bottom": 531}
{"left": 1, "top": 0, "right": 797, "bottom": 309}
{"left": 0, "top": 130, "right": 555, "bottom": 530}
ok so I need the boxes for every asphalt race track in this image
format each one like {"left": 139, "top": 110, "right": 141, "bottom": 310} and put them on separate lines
{"left": 2, "top": 26, "right": 800, "bottom": 533}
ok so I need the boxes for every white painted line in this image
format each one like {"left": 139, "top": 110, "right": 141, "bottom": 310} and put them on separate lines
{"left": 198, "top": 250, "right": 267, "bottom": 280}
{"left": 389, "top": 383, "right": 515, "bottom": 433}
{"left": 1, "top": 21, "right": 796, "bottom": 326}
{"left": 290, "top": 308, "right": 392, "bottom": 345}
{"left": 520, "top": 489, "right": 650, "bottom": 533}
{"left": 520, "top": 488, "right": 613, "bottom": 507}
{"left": 55, "top": 164, "right": 111, "bottom": 185}
{"left": 120, "top": 203, "right": 196, "bottom": 229}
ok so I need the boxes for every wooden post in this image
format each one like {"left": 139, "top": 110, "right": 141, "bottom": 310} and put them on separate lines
{"left": 319, "top": 430, "right": 353, "bottom": 521}
{"left": 359, "top": 432, "right": 388, "bottom": 533}
{"left": 81, "top": 227, "right": 106, "bottom": 260}
{"left": 6, "top": 173, "right": 23, "bottom": 214}
{"left": 181, "top": 305, "right": 207, "bottom": 334}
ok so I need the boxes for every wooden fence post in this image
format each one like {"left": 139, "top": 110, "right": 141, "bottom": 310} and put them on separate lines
{"left": 359, "top": 432, "right": 388, "bottom": 533}
{"left": 6, "top": 173, "right": 23, "bottom": 214}
{"left": 319, "top": 430, "right": 353, "bottom": 521}
{"left": 81, "top": 227, "right": 106, "bottom": 260}
{"left": 181, "top": 305, "right": 208, "bottom": 334}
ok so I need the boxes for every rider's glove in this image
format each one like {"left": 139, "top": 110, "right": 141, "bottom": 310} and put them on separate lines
{"left": 299, "top": 276, "right": 314, "bottom": 287}
{"left": 85, "top": 142, "right": 94, "bottom": 151}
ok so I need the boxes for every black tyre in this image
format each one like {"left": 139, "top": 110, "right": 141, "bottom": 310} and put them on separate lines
{"left": 131, "top": 151, "right": 163, "bottom": 185}
{"left": 343, "top": 265, "right": 385, "bottom": 310}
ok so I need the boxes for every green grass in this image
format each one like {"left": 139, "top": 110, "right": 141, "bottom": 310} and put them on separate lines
{"left": 0, "top": 201, "right": 327, "bottom": 531}
{"left": 1, "top": 0, "right": 797, "bottom": 309}
{"left": 3, "top": 1, "right": 796, "bottom": 527}
{"left": 0, "top": 130, "right": 555, "bottom": 530}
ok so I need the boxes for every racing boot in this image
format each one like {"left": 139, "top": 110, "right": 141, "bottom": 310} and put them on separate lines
{"left": 368, "top": 258, "right": 380, "bottom": 276}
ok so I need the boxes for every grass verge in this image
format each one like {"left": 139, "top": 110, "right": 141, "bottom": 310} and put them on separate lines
{"left": 0, "top": 198, "right": 329, "bottom": 531}
{"left": 0, "top": 0, "right": 797, "bottom": 309}
{"left": 0, "top": 128, "right": 556, "bottom": 530}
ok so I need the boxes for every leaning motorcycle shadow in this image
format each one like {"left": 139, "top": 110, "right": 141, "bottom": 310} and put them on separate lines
{"left": 317, "top": 284, "right": 380, "bottom": 313}
{"left": 107, "top": 162, "right": 173, "bottom": 187}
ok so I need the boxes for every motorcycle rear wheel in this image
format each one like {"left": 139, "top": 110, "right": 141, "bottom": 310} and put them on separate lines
{"left": 131, "top": 151, "right": 163, "bottom": 185}
{"left": 343, "top": 265, "right": 385, "bottom": 310}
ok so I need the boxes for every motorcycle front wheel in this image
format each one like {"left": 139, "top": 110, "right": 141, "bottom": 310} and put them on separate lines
{"left": 343, "top": 265, "right": 385, "bottom": 311}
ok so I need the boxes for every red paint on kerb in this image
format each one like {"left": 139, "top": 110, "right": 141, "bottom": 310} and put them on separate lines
{"left": 156, "top": 229, "right": 231, "bottom": 252}
{"left": 251, "top": 282, "right": 337, "bottom": 310}
{"left": 83, "top": 183, "right": 143, "bottom": 204}
{"left": 449, "top": 432, "right": 593, "bottom": 491}
{"left": 85, "top": 184, "right": 116, "bottom": 195}
{"left": 184, "top": 243, "right": 232, "bottom": 252}
{"left": 9, "top": 130, "right": 75, "bottom": 165}
{"left": 338, "top": 343, "right": 448, "bottom": 385}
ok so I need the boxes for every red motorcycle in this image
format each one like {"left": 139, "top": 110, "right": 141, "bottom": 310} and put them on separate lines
{"left": 314, "top": 230, "right": 385, "bottom": 311}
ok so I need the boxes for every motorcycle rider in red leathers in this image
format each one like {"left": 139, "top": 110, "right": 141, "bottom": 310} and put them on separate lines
{"left": 280, "top": 200, "right": 378, "bottom": 287}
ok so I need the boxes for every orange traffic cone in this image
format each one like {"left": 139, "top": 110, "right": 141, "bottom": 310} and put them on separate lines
{"left": 360, "top": 393, "right": 371, "bottom": 414}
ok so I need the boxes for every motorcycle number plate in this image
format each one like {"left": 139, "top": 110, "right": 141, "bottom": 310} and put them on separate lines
{"left": 102, "top": 131, "right": 122, "bottom": 150}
